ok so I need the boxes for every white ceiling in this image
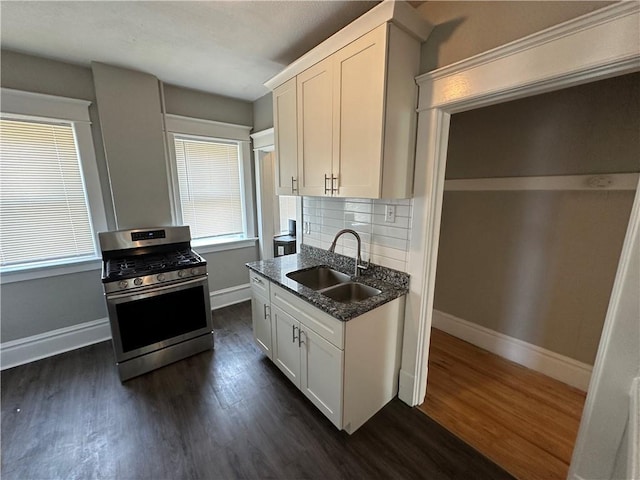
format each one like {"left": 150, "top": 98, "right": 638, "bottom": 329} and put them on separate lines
{"left": 0, "top": 1, "right": 381, "bottom": 102}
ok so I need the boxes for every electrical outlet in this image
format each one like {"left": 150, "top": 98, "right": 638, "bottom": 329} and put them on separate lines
{"left": 385, "top": 205, "right": 395, "bottom": 223}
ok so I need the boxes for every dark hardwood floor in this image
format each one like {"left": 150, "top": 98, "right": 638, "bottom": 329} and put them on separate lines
{"left": 1, "top": 301, "right": 513, "bottom": 480}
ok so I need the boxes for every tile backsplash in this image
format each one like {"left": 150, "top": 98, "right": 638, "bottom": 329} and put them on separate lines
{"left": 302, "top": 196, "right": 412, "bottom": 272}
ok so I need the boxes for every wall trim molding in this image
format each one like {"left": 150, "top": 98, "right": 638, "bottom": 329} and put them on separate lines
{"left": 419, "top": 2, "right": 639, "bottom": 85}
{"left": 1, "top": 284, "right": 253, "bottom": 370}
{"left": 210, "top": 283, "right": 251, "bottom": 310}
{"left": 164, "top": 113, "right": 252, "bottom": 141}
{"left": 0, "top": 317, "right": 111, "bottom": 371}
{"left": 250, "top": 128, "right": 274, "bottom": 151}
{"left": 0, "top": 87, "right": 92, "bottom": 123}
{"left": 432, "top": 309, "right": 593, "bottom": 391}
{"left": 444, "top": 173, "right": 639, "bottom": 192}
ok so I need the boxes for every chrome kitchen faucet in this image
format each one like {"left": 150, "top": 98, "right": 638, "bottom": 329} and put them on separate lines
{"left": 328, "top": 229, "right": 369, "bottom": 277}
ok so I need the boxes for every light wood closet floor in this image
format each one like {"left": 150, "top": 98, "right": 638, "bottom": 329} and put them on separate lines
{"left": 419, "top": 328, "right": 587, "bottom": 480}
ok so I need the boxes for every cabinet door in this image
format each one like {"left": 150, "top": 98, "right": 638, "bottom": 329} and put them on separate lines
{"left": 251, "top": 291, "right": 272, "bottom": 359}
{"left": 297, "top": 57, "right": 333, "bottom": 196}
{"left": 272, "top": 305, "right": 301, "bottom": 388}
{"left": 332, "top": 24, "right": 387, "bottom": 198}
{"left": 273, "top": 78, "right": 298, "bottom": 196}
{"left": 300, "top": 325, "right": 344, "bottom": 428}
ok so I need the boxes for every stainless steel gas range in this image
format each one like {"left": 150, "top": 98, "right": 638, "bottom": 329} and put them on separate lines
{"left": 99, "top": 226, "right": 213, "bottom": 381}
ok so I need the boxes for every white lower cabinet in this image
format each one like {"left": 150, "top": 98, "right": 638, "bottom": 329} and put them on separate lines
{"left": 272, "top": 304, "right": 343, "bottom": 427}
{"left": 272, "top": 305, "right": 301, "bottom": 385}
{"left": 250, "top": 276, "right": 404, "bottom": 434}
{"left": 249, "top": 272, "right": 273, "bottom": 359}
{"left": 299, "top": 325, "right": 343, "bottom": 427}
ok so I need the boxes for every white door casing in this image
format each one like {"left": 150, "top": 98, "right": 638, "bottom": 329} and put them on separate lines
{"left": 401, "top": 3, "right": 639, "bottom": 478}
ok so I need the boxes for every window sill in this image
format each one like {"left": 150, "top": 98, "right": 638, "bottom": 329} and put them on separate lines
{"left": 0, "top": 257, "right": 102, "bottom": 284}
{"left": 191, "top": 237, "right": 258, "bottom": 254}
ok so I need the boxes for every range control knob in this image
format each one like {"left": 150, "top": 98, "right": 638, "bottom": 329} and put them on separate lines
{"left": 118, "top": 280, "right": 128, "bottom": 289}
{"left": 157, "top": 273, "right": 165, "bottom": 282}
{"left": 134, "top": 277, "right": 143, "bottom": 286}
{"left": 178, "top": 270, "right": 187, "bottom": 278}
{"left": 191, "top": 268, "right": 199, "bottom": 276}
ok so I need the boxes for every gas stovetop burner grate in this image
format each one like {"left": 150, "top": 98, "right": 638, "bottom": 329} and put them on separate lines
{"left": 104, "top": 248, "right": 205, "bottom": 281}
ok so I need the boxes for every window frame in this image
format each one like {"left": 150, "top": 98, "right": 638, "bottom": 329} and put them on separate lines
{"left": 164, "top": 114, "right": 255, "bottom": 248}
{"left": 0, "top": 88, "right": 107, "bottom": 282}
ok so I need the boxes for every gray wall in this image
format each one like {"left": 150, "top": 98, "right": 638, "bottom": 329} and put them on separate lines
{"left": 202, "top": 246, "right": 259, "bottom": 292}
{"left": 445, "top": 74, "right": 640, "bottom": 178}
{"left": 163, "top": 83, "right": 252, "bottom": 126}
{"left": 417, "top": 1, "right": 613, "bottom": 73}
{"left": 433, "top": 74, "right": 640, "bottom": 364}
{"left": 92, "top": 62, "right": 173, "bottom": 228}
{"left": 0, "top": 51, "right": 258, "bottom": 343}
{"left": 252, "top": 93, "right": 274, "bottom": 131}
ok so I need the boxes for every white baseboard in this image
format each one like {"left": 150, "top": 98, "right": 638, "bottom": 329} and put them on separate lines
{"left": 210, "top": 283, "right": 251, "bottom": 310}
{"left": 1, "top": 283, "right": 252, "bottom": 370}
{"left": 1, "top": 317, "right": 111, "bottom": 371}
{"left": 432, "top": 310, "right": 593, "bottom": 391}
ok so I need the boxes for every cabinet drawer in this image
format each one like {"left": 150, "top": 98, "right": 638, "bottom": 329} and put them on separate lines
{"left": 271, "top": 283, "right": 344, "bottom": 349}
{"left": 249, "top": 271, "right": 270, "bottom": 298}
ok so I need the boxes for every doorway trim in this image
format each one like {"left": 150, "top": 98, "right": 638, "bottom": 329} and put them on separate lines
{"left": 251, "top": 128, "right": 276, "bottom": 260}
{"left": 402, "top": 2, "right": 639, "bottom": 474}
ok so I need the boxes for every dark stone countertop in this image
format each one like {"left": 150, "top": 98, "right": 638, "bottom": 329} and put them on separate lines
{"left": 246, "top": 244, "right": 409, "bottom": 322}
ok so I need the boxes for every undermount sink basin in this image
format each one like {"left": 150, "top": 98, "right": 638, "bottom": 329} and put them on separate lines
{"left": 320, "top": 282, "right": 382, "bottom": 304}
{"left": 286, "top": 266, "right": 351, "bottom": 290}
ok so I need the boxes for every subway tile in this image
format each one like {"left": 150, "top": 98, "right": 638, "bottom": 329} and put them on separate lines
{"left": 371, "top": 234, "right": 409, "bottom": 251}
{"left": 321, "top": 217, "right": 345, "bottom": 229}
{"left": 370, "top": 243, "right": 408, "bottom": 261}
{"left": 369, "top": 254, "right": 407, "bottom": 271}
{"left": 372, "top": 224, "right": 410, "bottom": 240}
{"left": 344, "top": 201, "right": 373, "bottom": 214}
{"left": 320, "top": 208, "right": 346, "bottom": 220}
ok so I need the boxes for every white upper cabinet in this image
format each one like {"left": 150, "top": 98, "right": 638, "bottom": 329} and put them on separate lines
{"left": 332, "top": 24, "right": 387, "bottom": 198}
{"left": 266, "top": 1, "right": 432, "bottom": 199}
{"left": 273, "top": 78, "right": 298, "bottom": 196}
{"left": 297, "top": 57, "right": 334, "bottom": 197}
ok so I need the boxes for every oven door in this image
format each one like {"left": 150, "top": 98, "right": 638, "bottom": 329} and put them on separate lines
{"left": 106, "top": 276, "right": 212, "bottom": 362}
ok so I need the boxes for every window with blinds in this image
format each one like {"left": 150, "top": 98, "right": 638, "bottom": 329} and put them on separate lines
{"left": 0, "top": 117, "right": 97, "bottom": 268}
{"left": 173, "top": 136, "right": 244, "bottom": 240}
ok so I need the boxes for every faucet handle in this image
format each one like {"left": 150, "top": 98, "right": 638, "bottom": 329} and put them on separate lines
{"left": 356, "top": 259, "right": 369, "bottom": 272}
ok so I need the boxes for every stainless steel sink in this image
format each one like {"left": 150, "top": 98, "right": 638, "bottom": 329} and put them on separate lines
{"left": 286, "top": 266, "right": 351, "bottom": 290}
{"left": 320, "top": 282, "right": 381, "bottom": 303}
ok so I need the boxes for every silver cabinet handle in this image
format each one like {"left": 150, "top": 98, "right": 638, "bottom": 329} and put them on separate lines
{"left": 252, "top": 276, "right": 263, "bottom": 285}
{"left": 292, "top": 324, "right": 299, "bottom": 343}
{"left": 298, "top": 329, "right": 306, "bottom": 347}
{"left": 324, "top": 174, "right": 331, "bottom": 195}
{"left": 291, "top": 176, "right": 298, "bottom": 194}
{"left": 331, "top": 175, "right": 338, "bottom": 195}
{"left": 263, "top": 303, "right": 270, "bottom": 319}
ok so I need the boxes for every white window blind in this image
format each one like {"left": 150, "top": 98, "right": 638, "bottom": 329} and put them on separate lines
{"left": 174, "top": 136, "right": 244, "bottom": 240}
{"left": 0, "top": 118, "right": 96, "bottom": 267}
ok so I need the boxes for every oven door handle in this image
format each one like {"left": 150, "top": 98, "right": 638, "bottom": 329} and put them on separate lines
{"left": 106, "top": 276, "right": 207, "bottom": 300}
